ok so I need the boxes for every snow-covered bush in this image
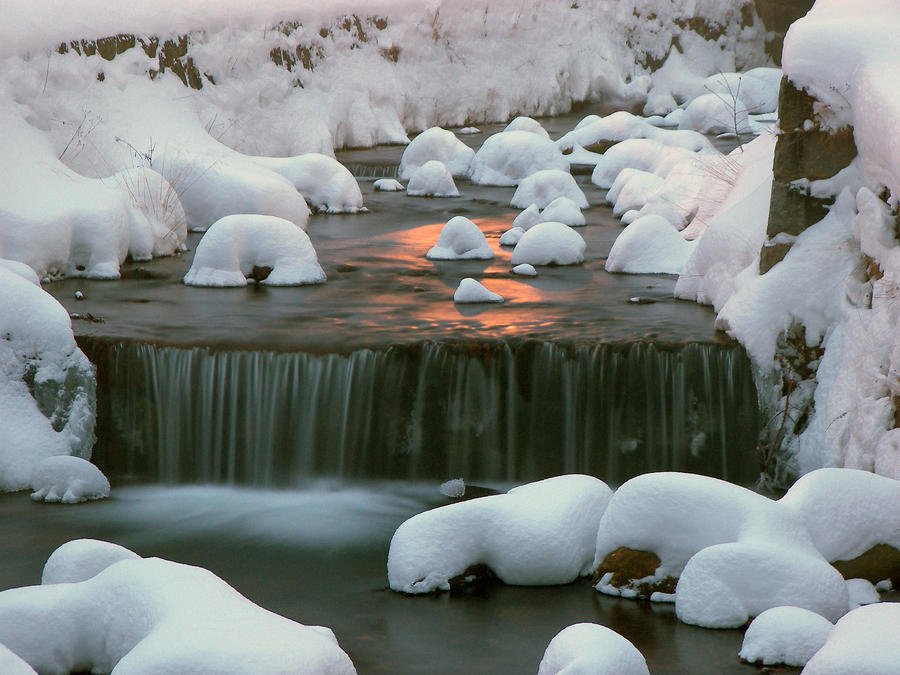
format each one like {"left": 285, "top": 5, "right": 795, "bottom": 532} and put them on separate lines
{"left": 510, "top": 222, "right": 585, "bottom": 266}
{"left": 537, "top": 623, "right": 649, "bottom": 675}
{"left": 739, "top": 606, "right": 833, "bottom": 667}
{"left": 453, "top": 278, "right": 503, "bottom": 304}
{"left": 605, "top": 215, "right": 696, "bottom": 275}
{"left": 399, "top": 127, "right": 475, "bottom": 180}
{"left": 388, "top": 475, "right": 611, "bottom": 593}
{"left": 701, "top": 71, "right": 779, "bottom": 115}
{"left": 426, "top": 217, "right": 493, "bottom": 260}
{"left": 29, "top": 455, "right": 109, "bottom": 504}
{"left": 510, "top": 169, "right": 587, "bottom": 209}
{"left": 255, "top": 153, "right": 364, "bottom": 214}
{"left": 469, "top": 131, "right": 568, "bottom": 186}
{"left": 183, "top": 214, "right": 326, "bottom": 287}
{"left": 406, "top": 160, "right": 459, "bottom": 197}
{"left": 0, "top": 541, "right": 356, "bottom": 674}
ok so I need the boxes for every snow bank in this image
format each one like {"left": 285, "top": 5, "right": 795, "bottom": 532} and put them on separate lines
{"left": 510, "top": 170, "right": 587, "bottom": 209}
{"left": 29, "top": 455, "right": 110, "bottom": 504}
{"left": 739, "top": 606, "right": 833, "bottom": 667}
{"left": 803, "top": 603, "right": 900, "bottom": 675}
{"left": 510, "top": 222, "right": 585, "bottom": 266}
{"left": 537, "top": 623, "right": 649, "bottom": 675}
{"left": 605, "top": 215, "right": 696, "bottom": 275}
{"left": 0, "top": 540, "right": 356, "bottom": 674}
{"left": 469, "top": 131, "right": 568, "bottom": 187}
{"left": 399, "top": 127, "right": 474, "bottom": 180}
{"left": 406, "top": 160, "right": 459, "bottom": 197}
{"left": 183, "top": 214, "right": 326, "bottom": 287}
{"left": 0, "top": 267, "right": 95, "bottom": 493}
{"left": 453, "top": 278, "right": 503, "bottom": 304}
{"left": 427, "top": 217, "right": 493, "bottom": 260}
{"left": 255, "top": 153, "right": 365, "bottom": 214}
{"left": 388, "top": 475, "right": 611, "bottom": 593}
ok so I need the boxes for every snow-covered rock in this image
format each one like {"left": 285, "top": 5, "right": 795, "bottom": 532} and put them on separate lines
{"left": 0, "top": 541, "right": 356, "bottom": 674}
{"left": 537, "top": 623, "right": 649, "bottom": 675}
{"left": 512, "top": 204, "right": 544, "bottom": 231}
{"left": 499, "top": 227, "right": 525, "bottom": 247}
{"left": 845, "top": 579, "right": 880, "bottom": 611}
{"left": 510, "top": 169, "right": 587, "bottom": 209}
{"left": 802, "top": 603, "right": 900, "bottom": 674}
{"left": 0, "top": 644, "right": 35, "bottom": 675}
{"left": 183, "top": 214, "right": 326, "bottom": 287}
{"left": 469, "top": 131, "right": 568, "bottom": 186}
{"left": 453, "top": 278, "right": 503, "bottom": 304}
{"left": 510, "top": 222, "right": 585, "bottom": 266}
{"left": 373, "top": 178, "right": 405, "bottom": 192}
{"left": 503, "top": 116, "right": 550, "bottom": 138}
{"left": 605, "top": 215, "right": 696, "bottom": 275}
{"left": 426, "top": 217, "right": 493, "bottom": 260}
{"left": 399, "top": 127, "right": 475, "bottom": 180}
{"left": 42, "top": 539, "right": 142, "bottom": 585}
{"left": 539, "top": 197, "right": 585, "bottom": 227}
{"left": 701, "top": 71, "right": 779, "bottom": 115}
{"left": 606, "top": 168, "right": 665, "bottom": 217}
{"left": 739, "top": 606, "right": 833, "bottom": 667}
{"left": 591, "top": 138, "right": 697, "bottom": 190}
{"left": 406, "top": 160, "right": 460, "bottom": 197}
{"left": 388, "top": 475, "right": 611, "bottom": 593}
{"left": 511, "top": 263, "right": 537, "bottom": 277}
{"left": 29, "top": 456, "right": 109, "bottom": 504}
{"left": 557, "top": 111, "right": 712, "bottom": 155}
{"left": 255, "top": 153, "right": 365, "bottom": 214}
{"left": 678, "top": 93, "right": 751, "bottom": 136}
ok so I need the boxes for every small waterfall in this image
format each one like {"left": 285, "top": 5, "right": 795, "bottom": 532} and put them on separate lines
{"left": 343, "top": 163, "right": 400, "bottom": 179}
{"left": 81, "top": 339, "right": 760, "bottom": 486}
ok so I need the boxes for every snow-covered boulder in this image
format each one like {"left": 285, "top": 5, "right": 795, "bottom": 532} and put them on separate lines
{"left": 605, "top": 215, "right": 696, "bottom": 275}
{"left": 537, "top": 623, "right": 649, "bottom": 675}
{"left": 453, "top": 278, "right": 503, "bottom": 304}
{"left": 503, "top": 116, "right": 550, "bottom": 138}
{"left": 373, "top": 178, "right": 405, "bottom": 192}
{"left": 510, "top": 222, "right": 585, "bottom": 266}
{"left": 540, "top": 197, "right": 585, "bottom": 227}
{"left": 702, "top": 71, "right": 779, "bottom": 115}
{"left": 512, "top": 204, "right": 544, "bottom": 231}
{"left": 183, "top": 214, "right": 326, "bottom": 287}
{"left": 606, "top": 168, "right": 665, "bottom": 216}
{"left": 510, "top": 170, "right": 587, "bottom": 209}
{"left": 0, "top": 267, "right": 95, "bottom": 493}
{"left": 511, "top": 263, "right": 537, "bottom": 277}
{"left": 399, "top": 127, "right": 475, "bottom": 180}
{"left": 426, "top": 217, "right": 493, "bottom": 260}
{"left": 802, "top": 603, "right": 900, "bottom": 674}
{"left": 29, "top": 456, "right": 109, "bottom": 504}
{"left": 739, "top": 606, "right": 834, "bottom": 667}
{"left": 42, "top": 539, "right": 141, "bottom": 585}
{"left": 388, "top": 475, "right": 612, "bottom": 593}
{"left": 557, "top": 111, "right": 712, "bottom": 155}
{"left": 591, "top": 138, "right": 697, "bottom": 189}
{"left": 0, "top": 542, "right": 356, "bottom": 674}
{"left": 845, "top": 579, "right": 880, "bottom": 611}
{"left": 406, "top": 160, "right": 460, "bottom": 197}
{"left": 499, "top": 227, "right": 525, "bottom": 247}
{"left": 0, "top": 644, "right": 35, "bottom": 675}
{"left": 678, "top": 93, "right": 751, "bottom": 135}
{"left": 255, "top": 153, "right": 365, "bottom": 214}
{"left": 0, "top": 259, "right": 40, "bottom": 285}
{"left": 469, "top": 131, "right": 568, "bottom": 186}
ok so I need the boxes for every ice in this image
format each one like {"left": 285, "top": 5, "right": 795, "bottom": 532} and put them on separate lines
{"left": 426, "top": 217, "right": 493, "bottom": 261}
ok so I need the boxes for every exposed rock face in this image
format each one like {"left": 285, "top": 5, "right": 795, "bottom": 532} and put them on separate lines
{"left": 833, "top": 544, "right": 900, "bottom": 587}
{"left": 593, "top": 547, "right": 678, "bottom": 598}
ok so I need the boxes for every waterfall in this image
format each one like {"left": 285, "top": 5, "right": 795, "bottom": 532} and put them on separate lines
{"left": 81, "top": 339, "right": 760, "bottom": 486}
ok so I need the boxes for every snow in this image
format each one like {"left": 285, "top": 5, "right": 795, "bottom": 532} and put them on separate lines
{"left": 503, "top": 116, "right": 550, "bottom": 139}
{"left": 537, "top": 623, "right": 649, "bottom": 675}
{"left": 606, "top": 169, "right": 665, "bottom": 217}
{"left": 426, "top": 216, "right": 493, "bottom": 261}
{"left": 42, "top": 540, "right": 141, "bottom": 585}
{"left": 739, "top": 606, "right": 833, "bottom": 667}
{"left": 387, "top": 474, "right": 612, "bottom": 593}
{"left": 29, "top": 455, "right": 110, "bottom": 504}
{"left": 453, "top": 278, "right": 503, "bottom": 304}
{"left": 406, "top": 160, "right": 460, "bottom": 197}
{"left": 510, "top": 222, "right": 585, "bottom": 267}
{"left": 398, "top": 127, "right": 475, "bottom": 181}
{"left": 499, "top": 227, "right": 525, "bottom": 247}
{"left": 511, "top": 263, "right": 537, "bottom": 277}
{"left": 540, "top": 197, "right": 585, "bottom": 227}
{"left": 183, "top": 214, "right": 326, "bottom": 287}
{"left": 678, "top": 93, "right": 751, "bottom": 135}
{"left": 803, "top": 603, "right": 900, "bottom": 675}
{"left": 0, "top": 645, "right": 35, "bottom": 675}
{"left": 373, "top": 178, "right": 405, "bottom": 192}
{"left": 510, "top": 170, "right": 587, "bottom": 209}
{"left": 701, "top": 71, "right": 779, "bottom": 115}
{"left": 605, "top": 215, "right": 696, "bottom": 275}
{"left": 512, "top": 204, "right": 544, "bottom": 231}
{"left": 591, "top": 138, "right": 699, "bottom": 190}
{"left": 469, "top": 131, "right": 568, "bottom": 187}
{"left": 0, "top": 540, "right": 356, "bottom": 674}
{"left": 557, "top": 111, "right": 713, "bottom": 155}
{"left": 439, "top": 478, "right": 466, "bottom": 498}
{"left": 255, "top": 153, "right": 365, "bottom": 213}
{"left": 845, "top": 579, "right": 880, "bottom": 611}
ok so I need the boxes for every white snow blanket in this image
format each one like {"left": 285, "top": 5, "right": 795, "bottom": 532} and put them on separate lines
{"left": 388, "top": 475, "right": 612, "bottom": 593}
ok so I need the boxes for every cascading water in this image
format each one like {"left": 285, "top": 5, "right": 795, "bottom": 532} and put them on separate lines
{"left": 81, "top": 338, "right": 760, "bottom": 486}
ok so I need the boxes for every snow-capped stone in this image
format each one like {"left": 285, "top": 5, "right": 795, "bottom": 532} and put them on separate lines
{"left": 0, "top": 259, "right": 40, "bottom": 285}
{"left": 29, "top": 456, "right": 109, "bottom": 504}
{"left": 469, "top": 131, "right": 568, "bottom": 186}
{"left": 538, "top": 623, "right": 649, "bottom": 675}
{"left": 512, "top": 204, "right": 544, "bottom": 230}
{"left": 399, "top": 127, "right": 475, "bottom": 180}
{"left": 607, "top": 168, "right": 665, "bottom": 216}
{"left": 510, "top": 222, "right": 585, "bottom": 266}
{"left": 439, "top": 478, "right": 466, "bottom": 498}
{"left": 739, "top": 606, "right": 833, "bottom": 667}
{"left": 702, "top": 71, "right": 779, "bottom": 115}
{"left": 591, "top": 138, "right": 697, "bottom": 189}
{"left": 845, "top": 578, "right": 881, "bottom": 611}
{"left": 426, "top": 216, "right": 493, "bottom": 260}
{"left": 605, "top": 214, "right": 696, "bottom": 275}
{"left": 678, "top": 93, "right": 751, "bottom": 135}
{"left": 803, "top": 603, "right": 900, "bottom": 674}
{"left": 503, "top": 116, "right": 550, "bottom": 138}
{"left": 406, "top": 160, "right": 460, "bottom": 197}
{"left": 457, "top": 127, "right": 480, "bottom": 135}
{"left": 0, "top": 644, "right": 35, "bottom": 675}
{"left": 510, "top": 169, "right": 588, "bottom": 209}
{"left": 183, "top": 214, "right": 326, "bottom": 287}
{"left": 255, "top": 153, "right": 365, "bottom": 213}
{"left": 373, "top": 178, "right": 405, "bottom": 191}
{"left": 511, "top": 263, "right": 538, "bottom": 277}
{"left": 453, "top": 278, "right": 503, "bottom": 304}
{"left": 499, "top": 227, "right": 526, "bottom": 247}
{"left": 540, "top": 196, "right": 585, "bottom": 227}
{"left": 42, "top": 539, "right": 141, "bottom": 585}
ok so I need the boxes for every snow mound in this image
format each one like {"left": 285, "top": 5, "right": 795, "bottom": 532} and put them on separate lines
{"left": 845, "top": 579, "right": 880, "bottom": 611}
{"left": 512, "top": 204, "right": 544, "bottom": 231}
{"left": 439, "top": 478, "right": 466, "bottom": 499}
{"left": 399, "top": 127, "right": 475, "bottom": 180}
{"left": 426, "top": 217, "right": 493, "bottom": 260}
{"left": 0, "top": 267, "right": 95, "bottom": 493}
{"left": 42, "top": 539, "right": 141, "bottom": 585}
{"left": 0, "top": 259, "right": 40, "bottom": 285}
{"left": 0, "top": 542, "right": 356, "bottom": 674}
{"left": 540, "top": 197, "right": 585, "bottom": 227}
{"left": 510, "top": 170, "right": 587, "bottom": 209}
{"left": 373, "top": 178, "right": 405, "bottom": 192}
{"left": 112, "top": 167, "right": 187, "bottom": 261}
{"left": 701, "top": 71, "right": 779, "bottom": 115}
{"left": 503, "top": 116, "right": 550, "bottom": 139}
{"left": 557, "top": 111, "right": 713, "bottom": 155}
{"left": 499, "top": 227, "right": 525, "bottom": 247}
{"left": 510, "top": 222, "right": 585, "bottom": 266}
{"left": 511, "top": 263, "right": 537, "bottom": 277}
{"left": 538, "top": 623, "right": 649, "bottom": 675}
{"left": 183, "top": 214, "right": 326, "bottom": 287}
{"left": 255, "top": 153, "right": 364, "bottom": 214}
{"left": 678, "top": 93, "right": 751, "bottom": 135}
{"left": 388, "top": 475, "right": 612, "bottom": 593}
{"left": 457, "top": 127, "right": 480, "bottom": 135}
{"left": 605, "top": 215, "right": 696, "bottom": 275}
{"left": 0, "top": 644, "right": 35, "bottom": 675}
{"left": 607, "top": 168, "right": 665, "bottom": 217}
{"left": 739, "top": 606, "right": 833, "bottom": 667}
{"left": 406, "top": 160, "right": 460, "bottom": 197}
{"left": 469, "top": 131, "right": 568, "bottom": 186}
{"left": 803, "top": 603, "right": 900, "bottom": 675}
{"left": 453, "top": 278, "right": 503, "bottom": 304}
{"left": 591, "top": 138, "right": 697, "bottom": 189}
{"left": 29, "top": 456, "right": 109, "bottom": 504}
